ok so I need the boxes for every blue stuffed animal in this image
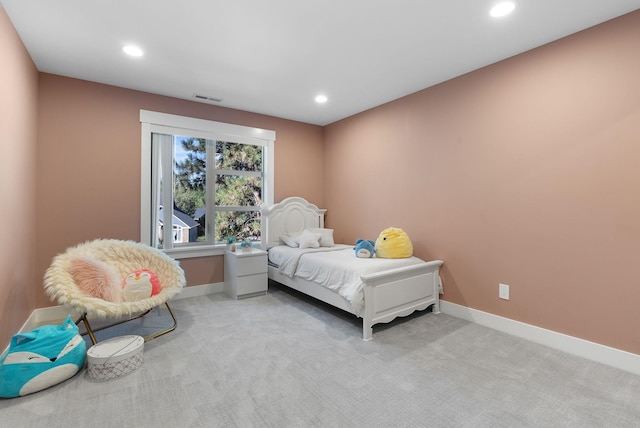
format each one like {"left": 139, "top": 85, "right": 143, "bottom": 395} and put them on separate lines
{"left": 354, "top": 239, "right": 376, "bottom": 258}
{"left": 0, "top": 315, "right": 86, "bottom": 398}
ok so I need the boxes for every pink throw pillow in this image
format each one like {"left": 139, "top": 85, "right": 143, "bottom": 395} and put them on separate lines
{"left": 69, "top": 256, "right": 121, "bottom": 302}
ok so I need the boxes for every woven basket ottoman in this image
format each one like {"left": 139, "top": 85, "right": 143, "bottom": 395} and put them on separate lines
{"left": 86, "top": 335, "right": 144, "bottom": 380}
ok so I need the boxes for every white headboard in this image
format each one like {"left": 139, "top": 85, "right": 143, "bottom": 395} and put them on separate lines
{"left": 261, "top": 197, "right": 326, "bottom": 249}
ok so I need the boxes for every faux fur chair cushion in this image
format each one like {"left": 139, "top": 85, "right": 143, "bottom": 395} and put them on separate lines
{"left": 44, "top": 239, "right": 185, "bottom": 319}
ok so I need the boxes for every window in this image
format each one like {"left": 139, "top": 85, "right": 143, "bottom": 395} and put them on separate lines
{"left": 140, "top": 110, "right": 275, "bottom": 258}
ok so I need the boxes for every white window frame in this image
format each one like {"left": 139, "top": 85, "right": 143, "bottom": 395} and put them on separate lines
{"left": 140, "top": 110, "right": 275, "bottom": 258}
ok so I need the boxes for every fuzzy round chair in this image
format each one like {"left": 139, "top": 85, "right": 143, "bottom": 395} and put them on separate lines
{"left": 44, "top": 239, "right": 186, "bottom": 344}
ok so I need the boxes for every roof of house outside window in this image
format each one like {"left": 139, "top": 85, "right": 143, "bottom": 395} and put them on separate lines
{"left": 158, "top": 207, "right": 199, "bottom": 229}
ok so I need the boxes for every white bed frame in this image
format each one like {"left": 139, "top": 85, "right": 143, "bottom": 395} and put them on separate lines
{"left": 262, "top": 197, "right": 444, "bottom": 340}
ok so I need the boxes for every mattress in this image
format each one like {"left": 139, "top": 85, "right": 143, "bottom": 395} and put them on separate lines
{"left": 268, "top": 245, "right": 426, "bottom": 315}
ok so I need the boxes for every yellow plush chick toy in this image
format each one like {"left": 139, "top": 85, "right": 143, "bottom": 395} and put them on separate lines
{"left": 375, "top": 227, "right": 413, "bottom": 258}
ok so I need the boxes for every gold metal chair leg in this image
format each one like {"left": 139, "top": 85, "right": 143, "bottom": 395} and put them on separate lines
{"left": 143, "top": 302, "right": 178, "bottom": 342}
{"left": 79, "top": 314, "right": 98, "bottom": 345}
{"left": 75, "top": 302, "right": 177, "bottom": 344}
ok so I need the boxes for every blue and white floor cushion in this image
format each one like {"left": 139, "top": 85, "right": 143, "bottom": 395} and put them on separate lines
{"left": 0, "top": 315, "right": 86, "bottom": 398}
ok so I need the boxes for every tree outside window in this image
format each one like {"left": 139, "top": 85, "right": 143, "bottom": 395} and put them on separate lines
{"left": 140, "top": 110, "right": 275, "bottom": 258}
{"left": 172, "top": 137, "right": 263, "bottom": 243}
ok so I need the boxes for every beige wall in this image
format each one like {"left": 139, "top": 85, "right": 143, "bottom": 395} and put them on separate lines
{"left": 34, "top": 74, "right": 324, "bottom": 311}
{"left": 2, "top": 6, "right": 639, "bottom": 356}
{"left": 0, "top": 9, "right": 39, "bottom": 349}
{"left": 324, "top": 11, "right": 640, "bottom": 354}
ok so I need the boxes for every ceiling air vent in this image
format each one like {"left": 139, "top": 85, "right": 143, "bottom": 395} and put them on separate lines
{"left": 193, "top": 94, "right": 223, "bottom": 103}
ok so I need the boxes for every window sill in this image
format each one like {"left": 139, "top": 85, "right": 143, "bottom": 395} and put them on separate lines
{"left": 163, "top": 245, "right": 226, "bottom": 259}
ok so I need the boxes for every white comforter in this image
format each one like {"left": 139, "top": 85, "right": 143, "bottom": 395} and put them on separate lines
{"left": 269, "top": 245, "right": 426, "bottom": 316}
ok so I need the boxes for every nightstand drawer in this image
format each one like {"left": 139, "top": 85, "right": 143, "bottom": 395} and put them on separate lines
{"left": 237, "top": 254, "right": 267, "bottom": 276}
{"left": 236, "top": 273, "right": 268, "bottom": 296}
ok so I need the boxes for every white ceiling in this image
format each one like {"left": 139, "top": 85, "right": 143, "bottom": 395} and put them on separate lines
{"left": 2, "top": 1, "right": 639, "bottom": 126}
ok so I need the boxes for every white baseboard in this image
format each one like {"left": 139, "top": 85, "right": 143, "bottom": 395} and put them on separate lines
{"left": 7, "top": 286, "right": 638, "bottom": 376}
{"left": 30, "top": 282, "right": 224, "bottom": 324}
{"left": 176, "top": 282, "right": 223, "bottom": 299}
{"left": 2, "top": 282, "right": 224, "bottom": 356}
{"left": 440, "top": 300, "right": 640, "bottom": 376}
{"left": 20, "top": 305, "right": 76, "bottom": 333}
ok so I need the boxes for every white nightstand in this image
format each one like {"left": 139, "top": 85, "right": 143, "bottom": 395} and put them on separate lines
{"left": 224, "top": 248, "right": 268, "bottom": 299}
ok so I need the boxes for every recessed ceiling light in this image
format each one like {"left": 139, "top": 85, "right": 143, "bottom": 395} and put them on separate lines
{"left": 123, "top": 44, "right": 144, "bottom": 57}
{"left": 315, "top": 94, "right": 328, "bottom": 104}
{"left": 490, "top": 1, "right": 516, "bottom": 18}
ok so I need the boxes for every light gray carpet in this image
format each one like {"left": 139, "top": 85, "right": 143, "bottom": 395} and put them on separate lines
{"left": 2, "top": 282, "right": 639, "bottom": 427}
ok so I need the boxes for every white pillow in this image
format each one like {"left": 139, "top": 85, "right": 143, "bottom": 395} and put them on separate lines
{"left": 307, "top": 228, "right": 335, "bottom": 247}
{"left": 279, "top": 233, "right": 299, "bottom": 248}
{"left": 294, "top": 230, "right": 321, "bottom": 249}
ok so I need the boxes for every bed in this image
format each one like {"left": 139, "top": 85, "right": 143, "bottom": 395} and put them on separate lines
{"left": 261, "top": 196, "right": 444, "bottom": 340}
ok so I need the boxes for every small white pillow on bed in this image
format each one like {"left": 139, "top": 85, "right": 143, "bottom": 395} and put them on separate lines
{"left": 279, "top": 233, "right": 300, "bottom": 248}
{"left": 294, "top": 230, "right": 322, "bottom": 249}
{"left": 307, "top": 228, "right": 335, "bottom": 247}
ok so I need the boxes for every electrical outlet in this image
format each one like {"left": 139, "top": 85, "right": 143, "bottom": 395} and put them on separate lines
{"left": 499, "top": 283, "right": 510, "bottom": 300}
